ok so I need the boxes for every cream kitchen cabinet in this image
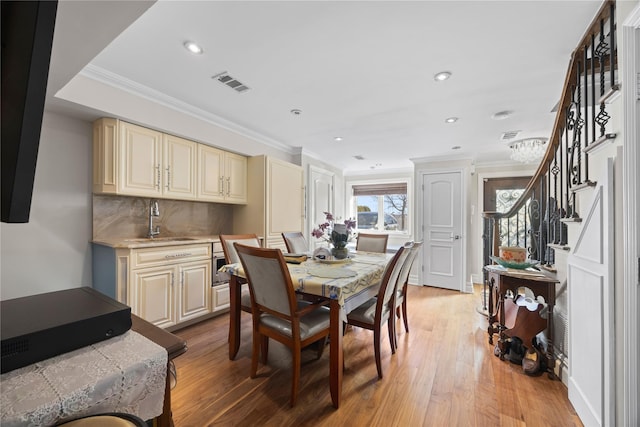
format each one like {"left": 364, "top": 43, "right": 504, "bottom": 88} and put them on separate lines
{"left": 133, "top": 259, "right": 211, "bottom": 328}
{"left": 92, "top": 242, "right": 212, "bottom": 329}
{"left": 232, "top": 156, "right": 304, "bottom": 249}
{"left": 93, "top": 118, "right": 203, "bottom": 201}
{"left": 163, "top": 133, "right": 197, "bottom": 200}
{"left": 197, "top": 144, "right": 247, "bottom": 204}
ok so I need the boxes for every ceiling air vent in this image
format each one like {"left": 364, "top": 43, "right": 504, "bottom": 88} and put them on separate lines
{"left": 212, "top": 71, "right": 250, "bottom": 93}
{"left": 501, "top": 130, "right": 520, "bottom": 141}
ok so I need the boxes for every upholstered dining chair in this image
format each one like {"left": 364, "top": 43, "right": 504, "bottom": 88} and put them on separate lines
{"left": 219, "top": 234, "right": 261, "bottom": 327}
{"left": 355, "top": 233, "right": 389, "bottom": 253}
{"left": 281, "top": 231, "right": 309, "bottom": 254}
{"left": 393, "top": 241, "right": 423, "bottom": 348}
{"left": 346, "top": 242, "right": 412, "bottom": 379}
{"left": 234, "top": 243, "right": 331, "bottom": 407}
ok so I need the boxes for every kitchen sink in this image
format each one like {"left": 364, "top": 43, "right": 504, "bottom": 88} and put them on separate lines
{"left": 123, "top": 237, "right": 200, "bottom": 242}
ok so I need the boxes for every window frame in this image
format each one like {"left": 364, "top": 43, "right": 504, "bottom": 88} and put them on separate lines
{"left": 346, "top": 177, "right": 412, "bottom": 236}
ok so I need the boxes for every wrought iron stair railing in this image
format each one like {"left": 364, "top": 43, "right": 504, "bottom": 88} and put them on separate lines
{"left": 483, "top": 0, "right": 618, "bottom": 271}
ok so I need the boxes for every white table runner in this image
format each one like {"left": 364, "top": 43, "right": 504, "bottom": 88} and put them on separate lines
{"left": 0, "top": 330, "right": 167, "bottom": 426}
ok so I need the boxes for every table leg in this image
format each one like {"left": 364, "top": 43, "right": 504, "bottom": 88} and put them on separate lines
{"left": 329, "top": 299, "right": 343, "bottom": 408}
{"left": 487, "top": 276, "right": 496, "bottom": 345}
{"left": 497, "top": 290, "right": 507, "bottom": 360}
{"left": 228, "top": 275, "right": 241, "bottom": 360}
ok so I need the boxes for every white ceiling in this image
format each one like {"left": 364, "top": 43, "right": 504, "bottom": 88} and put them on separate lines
{"left": 50, "top": 0, "right": 604, "bottom": 173}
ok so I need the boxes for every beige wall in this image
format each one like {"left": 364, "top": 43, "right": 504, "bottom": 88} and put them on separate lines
{"left": 1, "top": 112, "right": 93, "bottom": 300}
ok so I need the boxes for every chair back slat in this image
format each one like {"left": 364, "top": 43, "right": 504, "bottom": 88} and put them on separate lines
{"left": 281, "top": 232, "right": 308, "bottom": 253}
{"left": 373, "top": 244, "right": 411, "bottom": 323}
{"left": 220, "top": 234, "right": 261, "bottom": 264}
{"left": 356, "top": 233, "right": 389, "bottom": 253}
{"left": 397, "top": 241, "right": 423, "bottom": 287}
{"left": 234, "top": 244, "right": 296, "bottom": 318}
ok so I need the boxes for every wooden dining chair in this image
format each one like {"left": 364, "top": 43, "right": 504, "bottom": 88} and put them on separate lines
{"left": 393, "top": 241, "right": 423, "bottom": 348}
{"left": 355, "top": 233, "right": 389, "bottom": 253}
{"left": 346, "top": 242, "right": 412, "bottom": 379}
{"left": 234, "top": 243, "right": 331, "bottom": 407}
{"left": 219, "top": 234, "right": 261, "bottom": 318}
{"left": 281, "top": 231, "right": 309, "bottom": 254}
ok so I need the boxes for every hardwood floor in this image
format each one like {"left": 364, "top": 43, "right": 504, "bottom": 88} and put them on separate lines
{"left": 170, "top": 285, "right": 582, "bottom": 426}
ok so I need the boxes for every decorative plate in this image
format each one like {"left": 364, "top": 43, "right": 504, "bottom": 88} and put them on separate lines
{"left": 490, "top": 255, "right": 539, "bottom": 270}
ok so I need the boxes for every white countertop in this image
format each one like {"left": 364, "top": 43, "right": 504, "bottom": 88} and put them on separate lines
{"left": 91, "top": 235, "right": 220, "bottom": 249}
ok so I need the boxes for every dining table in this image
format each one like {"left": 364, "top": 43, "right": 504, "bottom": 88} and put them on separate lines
{"left": 222, "top": 250, "right": 393, "bottom": 408}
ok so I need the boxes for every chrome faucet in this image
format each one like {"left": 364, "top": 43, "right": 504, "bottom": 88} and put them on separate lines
{"left": 148, "top": 199, "right": 160, "bottom": 238}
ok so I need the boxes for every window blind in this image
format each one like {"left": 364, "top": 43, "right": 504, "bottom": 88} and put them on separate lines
{"left": 352, "top": 183, "right": 407, "bottom": 196}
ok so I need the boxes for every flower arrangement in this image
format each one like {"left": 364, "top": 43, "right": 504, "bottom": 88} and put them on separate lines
{"left": 311, "top": 212, "right": 356, "bottom": 250}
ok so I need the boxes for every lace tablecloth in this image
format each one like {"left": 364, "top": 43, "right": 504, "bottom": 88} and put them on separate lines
{"left": 222, "top": 251, "right": 392, "bottom": 315}
{"left": 0, "top": 330, "right": 167, "bottom": 426}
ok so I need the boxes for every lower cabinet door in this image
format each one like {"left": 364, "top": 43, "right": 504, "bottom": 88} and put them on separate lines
{"left": 212, "top": 283, "right": 230, "bottom": 312}
{"left": 177, "top": 260, "right": 211, "bottom": 323}
{"left": 133, "top": 266, "right": 175, "bottom": 329}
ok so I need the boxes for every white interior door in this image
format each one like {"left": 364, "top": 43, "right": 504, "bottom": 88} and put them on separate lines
{"left": 309, "top": 166, "right": 334, "bottom": 251}
{"left": 422, "top": 171, "right": 464, "bottom": 291}
{"left": 568, "top": 159, "right": 614, "bottom": 427}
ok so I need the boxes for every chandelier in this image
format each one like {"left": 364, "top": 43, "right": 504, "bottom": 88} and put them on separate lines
{"left": 509, "top": 138, "right": 548, "bottom": 163}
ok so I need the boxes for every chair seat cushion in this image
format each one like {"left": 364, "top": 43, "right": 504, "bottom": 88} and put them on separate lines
{"left": 260, "top": 304, "right": 330, "bottom": 340}
{"left": 347, "top": 297, "right": 390, "bottom": 325}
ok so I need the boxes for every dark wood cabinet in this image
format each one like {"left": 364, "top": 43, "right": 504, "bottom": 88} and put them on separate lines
{"left": 484, "top": 265, "right": 559, "bottom": 378}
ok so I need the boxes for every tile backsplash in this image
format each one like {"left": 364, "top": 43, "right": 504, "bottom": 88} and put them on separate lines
{"left": 92, "top": 195, "right": 232, "bottom": 240}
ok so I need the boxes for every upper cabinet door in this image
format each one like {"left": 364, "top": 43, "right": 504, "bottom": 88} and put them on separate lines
{"left": 197, "top": 145, "right": 225, "bottom": 202}
{"left": 119, "top": 121, "right": 162, "bottom": 197}
{"left": 267, "top": 158, "right": 304, "bottom": 242}
{"left": 163, "top": 134, "right": 196, "bottom": 200}
{"left": 224, "top": 152, "right": 248, "bottom": 204}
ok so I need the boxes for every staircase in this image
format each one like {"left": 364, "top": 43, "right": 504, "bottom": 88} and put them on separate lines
{"left": 483, "top": 0, "right": 618, "bottom": 270}
{"left": 482, "top": 0, "right": 619, "bottom": 377}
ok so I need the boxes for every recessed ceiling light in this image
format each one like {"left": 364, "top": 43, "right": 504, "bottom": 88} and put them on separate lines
{"left": 492, "top": 110, "right": 513, "bottom": 120}
{"left": 290, "top": 109, "right": 302, "bottom": 116}
{"left": 183, "top": 41, "right": 203, "bottom": 55}
{"left": 334, "top": 137, "right": 343, "bottom": 142}
{"left": 445, "top": 117, "right": 458, "bottom": 123}
{"left": 434, "top": 71, "right": 452, "bottom": 81}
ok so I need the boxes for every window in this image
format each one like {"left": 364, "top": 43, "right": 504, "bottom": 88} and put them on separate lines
{"left": 483, "top": 176, "right": 532, "bottom": 248}
{"left": 352, "top": 182, "right": 408, "bottom": 232}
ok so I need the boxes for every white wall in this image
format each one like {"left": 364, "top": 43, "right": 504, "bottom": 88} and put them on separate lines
{"left": 1, "top": 112, "right": 93, "bottom": 300}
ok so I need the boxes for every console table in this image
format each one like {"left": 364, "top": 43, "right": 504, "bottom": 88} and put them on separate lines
{"left": 131, "top": 315, "right": 187, "bottom": 427}
{"left": 484, "top": 265, "right": 559, "bottom": 378}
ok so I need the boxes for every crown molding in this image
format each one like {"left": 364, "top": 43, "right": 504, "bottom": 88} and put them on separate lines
{"left": 80, "top": 64, "right": 295, "bottom": 155}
